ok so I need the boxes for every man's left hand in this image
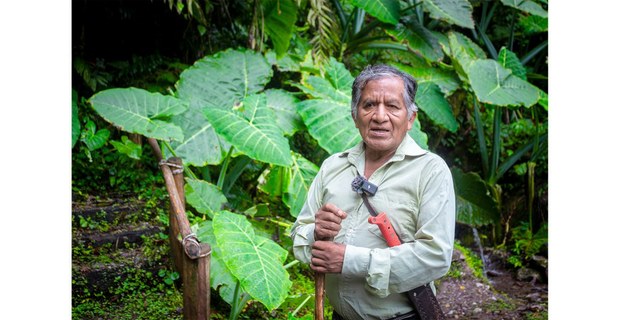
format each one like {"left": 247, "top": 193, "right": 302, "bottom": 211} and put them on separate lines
{"left": 311, "top": 240, "right": 346, "bottom": 273}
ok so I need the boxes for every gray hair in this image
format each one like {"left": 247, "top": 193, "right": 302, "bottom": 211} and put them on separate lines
{"left": 351, "top": 64, "right": 418, "bottom": 119}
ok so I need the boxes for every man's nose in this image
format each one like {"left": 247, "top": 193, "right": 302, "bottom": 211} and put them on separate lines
{"left": 372, "top": 104, "right": 388, "bottom": 122}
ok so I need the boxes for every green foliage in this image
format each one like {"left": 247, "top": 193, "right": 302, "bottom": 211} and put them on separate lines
{"left": 454, "top": 242, "right": 485, "bottom": 280}
{"left": 507, "top": 222, "right": 548, "bottom": 268}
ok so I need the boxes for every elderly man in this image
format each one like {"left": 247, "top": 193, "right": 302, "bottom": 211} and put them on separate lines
{"left": 291, "top": 64, "right": 455, "bottom": 320}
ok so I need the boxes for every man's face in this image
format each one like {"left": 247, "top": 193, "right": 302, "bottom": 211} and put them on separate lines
{"left": 353, "top": 77, "right": 415, "bottom": 158}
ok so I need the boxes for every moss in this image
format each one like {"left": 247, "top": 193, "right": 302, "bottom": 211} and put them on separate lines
{"left": 454, "top": 242, "right": 486, "bottom": 281}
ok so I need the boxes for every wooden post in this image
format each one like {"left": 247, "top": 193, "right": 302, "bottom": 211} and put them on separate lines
{"left": 147, "top": 138, "right": 211, "bottom": 319}
{"left": 168, "top": 157, "right": 185, "bottom": 276}
{"left": 315, "top": 272, "right": 325, "bottom": 320}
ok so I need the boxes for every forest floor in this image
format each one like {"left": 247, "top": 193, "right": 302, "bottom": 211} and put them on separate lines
{"left": 72, "top": 192, "right": 548, "bottom": 319}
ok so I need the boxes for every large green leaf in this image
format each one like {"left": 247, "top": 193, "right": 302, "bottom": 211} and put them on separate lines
{"left": 451, "top": 168, "right": 500, "bottom": 227}
{"left": 176, "top": 48, "right": 272, "bottom": 110}
{"left": 89, "top": 87, "right": 186, "bottom": 141}
{"left": 72, "top": 90, "right": 80, "bottom": 148}
{"left": 468, "top": 59, "right": 540, "bottom": 107}
{"left": 297, "top": 59, "right": 360, "bottom": 154}
{"left": 284, "top": 153, "right": 319, "bottom": 217}
{"left": 423, "top": 0, "right": 475, "bottom": 29}
{"left": 447, "top": 31, "right": 486, "bottom": 82}
{"left": 351, "top": 0, "right": 400, "bottom": 24}
{"left": 204, "top": 93, "right": 293, "bottom": 166}
{"left": 325, "top": 57, "right": 355, "bottom": 93}
{"left": 264, "top": 0, "right": 298, "bottom": 58}
{"left": 519, "top": 15, "right": 548, "bottom": 34}
{"left": 297, "top": 98, "right": 360, "bottom": 154}
{"left": 169, "top": 106, "right": 226, "bottom": 166}
{"left": 260, "top": 152, "right": 320, "bottom": 217}
{"left": 393, "top": 61, "right": 460, "bottom": 96}
{"left": 265, "top": 89, "right": 303, "bottom": 136}
{"left": 213, "top": 210, "right": 291, "bottom": 310}
{"left": 185, "top": 178, "right": 228, "bottom": 219}
{"left": 498, "top": 47, "right": 527, "bottom": 80}
{"left": 500, "top": 0, "right": 548, "bottom": 18}
{"left": 416, "top": 82, "right": 458, "bottom": 132}
{"left": 194, "top": 220, "right": 238, "bottom": 305}
{"left": 385, "top": 21, "right": 444, "bottom": 62}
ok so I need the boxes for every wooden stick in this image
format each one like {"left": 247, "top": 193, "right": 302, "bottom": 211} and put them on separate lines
{"left": 315, "top": 272, "right": 325, "bottom": 320}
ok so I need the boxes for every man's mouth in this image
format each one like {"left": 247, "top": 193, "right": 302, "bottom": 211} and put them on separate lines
{"left": 370, "top": 128, "right": 390, "bottom": 135}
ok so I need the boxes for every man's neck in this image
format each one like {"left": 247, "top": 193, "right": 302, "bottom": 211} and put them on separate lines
{"left": 364, "top": 149, "right": 396, "bottom": 178}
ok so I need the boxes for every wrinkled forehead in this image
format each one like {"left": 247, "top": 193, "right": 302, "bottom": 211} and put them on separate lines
{"left": 360, "top": 76, "right": 405, "bottom": 97}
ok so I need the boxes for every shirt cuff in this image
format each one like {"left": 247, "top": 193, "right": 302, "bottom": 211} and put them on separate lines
{"left": 342, "top": 245, "right": 391, "bottom": 297}
{"left": 341, "top": 245, "right": 370, "bottom": 277}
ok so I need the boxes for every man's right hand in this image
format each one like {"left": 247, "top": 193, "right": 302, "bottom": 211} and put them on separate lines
{"left": 314, "top": 203, "right": 347, "bottom": 240}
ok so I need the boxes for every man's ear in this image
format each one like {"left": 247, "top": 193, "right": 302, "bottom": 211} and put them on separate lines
{"left": 407, "top": 111, "right": 417, "bottom": 130}
{"left": 352, "top": 111, "right": 359, "bottom": 128}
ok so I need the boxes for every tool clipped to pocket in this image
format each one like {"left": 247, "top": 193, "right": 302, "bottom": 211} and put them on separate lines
{"left": 351, "top": 175, "right": 401, "bottom": 247}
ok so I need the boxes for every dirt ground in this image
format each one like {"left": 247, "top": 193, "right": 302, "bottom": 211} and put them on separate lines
{"left": 436, "top": 248, "right": 548, "bottom": 319}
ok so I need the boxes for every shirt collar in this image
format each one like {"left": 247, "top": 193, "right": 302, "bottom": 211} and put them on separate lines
{"left": 340, "top": 134, "right": 428, "bottom": 165}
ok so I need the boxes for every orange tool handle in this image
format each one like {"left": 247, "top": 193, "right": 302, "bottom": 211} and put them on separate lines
{"left": 368, "top": 212, "right": 401, "bottom": 247}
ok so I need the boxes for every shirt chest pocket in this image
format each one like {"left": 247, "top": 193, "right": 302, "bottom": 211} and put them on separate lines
{"left": 366, "top": 194, "right": 418, "bottom": 244}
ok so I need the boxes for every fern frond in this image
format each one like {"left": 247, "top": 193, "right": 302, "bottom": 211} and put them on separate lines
{"left": 307, "top": 0, "right": 341, "bottom": 67}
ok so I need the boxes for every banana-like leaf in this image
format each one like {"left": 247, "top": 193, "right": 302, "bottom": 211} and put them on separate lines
{"left": 451, "top": 168, "right": 500, "bottom": 227}
{"left": 447, "top": 31, "right": 486, "bottom": 82}
{"left": 498, "top": 47, "right": 527, "bottom": 80}
{"left": 89, "top": 87, "right": 187, "bottom": 141}
{"left": 467, "top": 59, "right": 540, "bottom": 108}
{"left": 213, "top": 210, "right": 292, "bottom": 310}
{"left": 351, "top": 0, "right": 400, "bottom": 25}
{"left": 393, "top": 61, "right": 460, "bottom": 96}
{"left": 72, "top": 90, "right": 80, "bottom": 148}
{"left": 194, "top": 220, "right": 238, "bottom": 305}
{"left": 416, "top": 82, "right": 458, "bottom": 132}
{"left": 204, "top": 93, "right": 293, "bottom": 167}
{"left": 176, "top": 48, "right": 272, "bottom": 110}
{"left": 185, "top": 178, "right": 228, "bottom": 219}
{"left": 169, "top": 104, "right": 227, "bottom": 166}
{"left": 265, "top": 89, "right": 303, "bottom": 136}
{"left": 385, "top": 22, "right": 444, "bottom": 62}
{"left": 408, "top": 117, "right": 428, "bottom": 150}
{"left": 423, "top": 0, "right": 475, "bottom": 29}
{"left": 264, "top": 0, "right": 298, "bottom": 58}
{"left": 500, "top": 0, "right": 548, "bottom": 18}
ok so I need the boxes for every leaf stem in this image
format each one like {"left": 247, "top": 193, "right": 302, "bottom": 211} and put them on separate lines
{"left": 217, "top": 146, "right": 235, "bottom": 189}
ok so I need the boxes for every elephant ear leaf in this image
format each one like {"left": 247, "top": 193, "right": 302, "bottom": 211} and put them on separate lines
{"left": 204, "top": 93, "right": 292, "bottom": 167}
{"left": 185, "top": 178, "right": 228, "bottom": 219}
{"left": 297, "top": 59, "right": 360, "bottom": 154}
{"left": 451, "top": 168, "right": 500, "bottom": 227}
{"left": 423, "top": 0, "right": 475, "bottom": 29}
{"left": 416, "top": 82, "right": 458, "bottom": 133}
{"left": 467, "top": 59, "right": 539, "bottom": 108}
{"left": 213, "top": 211, "right": 292, "bottom": 311}
{"left": 89, "top": 87, "right": 186, "bottom": 141}
{"left": 194, "top": 220, "right": 237, "bottom": 305}
{"left": 351, "top": 0, "right": 400, "bottom": 25}
{"left": 176, "top": 48, "right": 273, "bottom": 110}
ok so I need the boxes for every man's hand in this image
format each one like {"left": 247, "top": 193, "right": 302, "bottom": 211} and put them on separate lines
{"left": 314, "top": 203, "right": 347, "bottom": 241}
{"left": 311, "top": 241, "right": 346, "bottom": 273}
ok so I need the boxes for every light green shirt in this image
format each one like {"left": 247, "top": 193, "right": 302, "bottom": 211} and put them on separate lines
{"left": 291, "top": 135, "right": 456, "bottom": 320}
